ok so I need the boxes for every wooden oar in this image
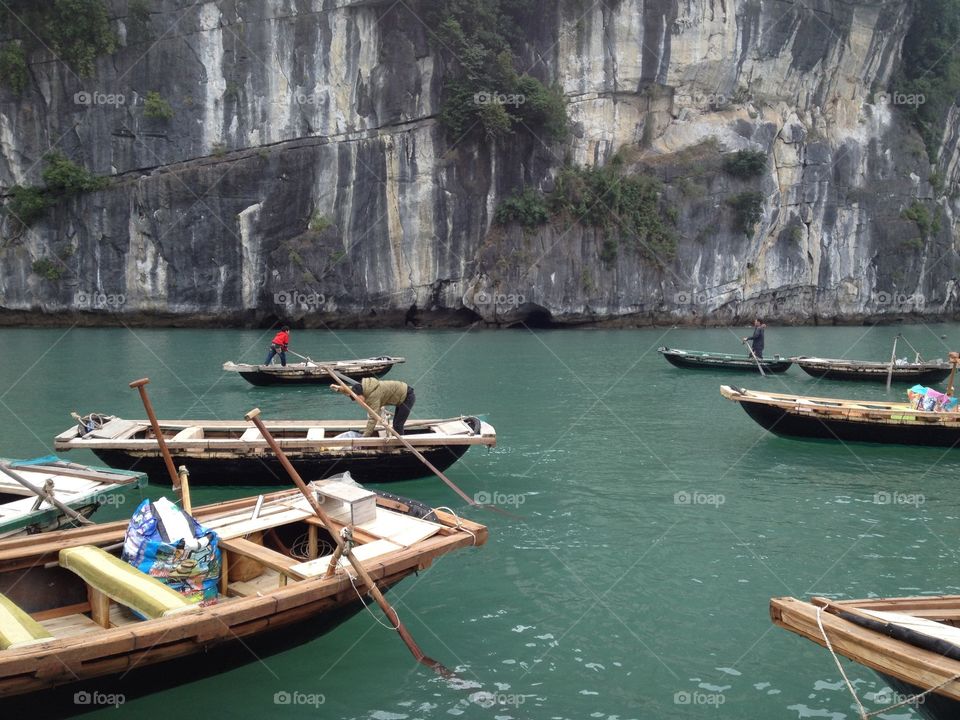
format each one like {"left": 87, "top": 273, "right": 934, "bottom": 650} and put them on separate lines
{"left": 0, "top": 463, "right": 94, "bottom": 525}
{"left": 742, "top": 339, "right": 766, "bottom": 377}
{"left": 324, "top": 370, "right": 480, "bottom": 508}
{"left": 288, "top": 349, "right": 316, "bottom": 364}
{"left": 886, "top": 335, "right": 898, "bottom": 392}
{"left": 244, "top": 407, "right": 453, "bottom": 677}
{"left": 129, "top": 378, "right": 189, "bottom": 508}
{"left": 948, "top": 352, "right": 959, "bottom": 396}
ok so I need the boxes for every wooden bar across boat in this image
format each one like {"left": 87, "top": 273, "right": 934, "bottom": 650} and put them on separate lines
{"left": 0, "top": 458, "right": 146, "bottom": 538}
{"left": 53, "top": 415, "right": 496, "bottom": 484}
{"left": 0, "top": 480, "right": 487, "bottom": 698}
{"left": 771, "top": 594, "right": 960, "bottom": 719}
{"left": 791, "top": 356, "right": 953, "bottom": 384}
{"left": 720, "top": 385, "right": 960, "bottom": 446}
{"left": 658, "top": 347, "right": 792, "bottom": 373}
{"left": 222, "top": 356, "right": 405, "bottom": 386}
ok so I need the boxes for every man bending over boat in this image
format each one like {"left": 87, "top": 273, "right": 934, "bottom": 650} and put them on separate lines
{"left": 743, "top": 319, "right": 765, "bottom": 359}
{"left": 332, "top": 377, "right": 416, "bottom": 436}
{"left": 264, "top": 326, "right": 290, "bottom": 366}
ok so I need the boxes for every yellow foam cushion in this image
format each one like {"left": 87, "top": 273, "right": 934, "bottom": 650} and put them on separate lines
{"left": 0, "top": 593, "right": 52, "bottom": 650}
{"left": 59, "top": 545, "right": 192, "bottom": 620}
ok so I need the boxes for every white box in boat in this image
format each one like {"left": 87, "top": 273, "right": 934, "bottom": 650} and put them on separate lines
{"left": 313, "top": 481, "right": 376, "bottom": 525}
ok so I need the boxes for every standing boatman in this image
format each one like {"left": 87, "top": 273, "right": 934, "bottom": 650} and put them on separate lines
{"left": 742, "top": 318, "right": 766, "bottom": 359}
{"left": 264, "top": 325, "right": 290, "bottom": 366}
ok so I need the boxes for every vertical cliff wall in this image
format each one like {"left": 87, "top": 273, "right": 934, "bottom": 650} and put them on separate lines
{"left": 0, "top": 0, "right": 956, "bottom": 326}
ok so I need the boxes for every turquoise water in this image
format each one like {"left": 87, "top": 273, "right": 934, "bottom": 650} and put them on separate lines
{"left": 1, "top": 324, "right": 958, "bottom": 719}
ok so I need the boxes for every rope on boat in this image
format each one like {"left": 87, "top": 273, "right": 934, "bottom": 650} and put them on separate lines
{"left": 815, "top": 605, "right": 960, "bottom": 718}
{"left": 896, "top": 334, "right": 925, "bottom": 363}
{"left": 434, "top": 506, "right": 477, "bottom": 546}
{"left": 347, "top": 563, "right": 401, "bottom": 631}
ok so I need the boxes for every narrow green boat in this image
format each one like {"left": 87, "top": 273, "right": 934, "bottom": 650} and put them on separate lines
{"left": 0, "top": 457, "right": 147, "bottom": 538}
{"left": 657, "top": 347, "right": 793, "bottom": 373}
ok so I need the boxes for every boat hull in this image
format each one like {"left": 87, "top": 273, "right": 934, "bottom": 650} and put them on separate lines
{"left": 237, "top": 363, "right": 395, "bottom": 386}
{"left": 660, "top": 350, "right": 792, "bottom": 373}
{"left": 737, "top": 399, "right": 960, "bottom": 447}
{"left": 89, "top": 444, "right": 472, "bottom": 484}
{"left": 796, "top": 364, "right": 952, "bottom": 384}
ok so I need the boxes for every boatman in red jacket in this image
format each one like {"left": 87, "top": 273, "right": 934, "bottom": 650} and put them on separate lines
{"left": 264, "top": 326, "right": 290, "bottom": 366}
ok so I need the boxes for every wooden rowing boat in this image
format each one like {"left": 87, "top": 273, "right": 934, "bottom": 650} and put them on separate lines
{"left": 222, "top": 356, "right": 405, "bottom": 386}
{"left": 720, "top": 385, "right": 960, "bottom": 446}
{"left": 771, "top": 595, "right": 960, "bottom": 719}
{"left": 0, "top": 458, "right": 146, "bottom": 538}
{"left": 791, "top": 356, "right": 953, "bottom": 384}
{"left": 0, "top": 480, "right": 486, "bottom": 699}
{"left": 53, "top": 415, "right": 496, "bottom": 484}
{"left": 657, "top": 347, "right": 792, "bottom": 373}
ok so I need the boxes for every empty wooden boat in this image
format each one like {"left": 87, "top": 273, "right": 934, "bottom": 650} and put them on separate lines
{"left": 222, "top": 356, "right": 405, "bottom": 386}
{"left": 791, "top": 356, "right": 953, "bottom": 384}
{"left": 0, "top": 480, "right": 486, "bottom": 698}
{"left": 53, "top": 415, "right": 496, "bottom": 484}
{"left": 657, "top": 347, "right": 792, "bottom": 373}
{"left": 771, "top": 595, "right": 960, "bottom": 720}
{"left": 0, "top": 458, "right": 146, "bottom": 538}
{"left": 720, "top": 385, "right": 960, "bottom": 446}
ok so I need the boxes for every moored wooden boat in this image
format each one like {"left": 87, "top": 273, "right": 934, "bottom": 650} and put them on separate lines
{"left": 0, "top": 458, "right": 146, "bottom": 538}
{"left": 791, "top": 356, "right": 953, "bottom": 384}
{"left": 771, "top": 595, "right": 960, "bottom": 720}
{"left": 657, "top": 347, "right": 792, "bottom": 373}
{"left": 720, "top": 385, "right": 960, "bottom": 446}
{"left": 222, "top": 356, "right": 405, "bottom": 386}
{"left": 0, "top": 480, "right": 486, "bottom": 698}
{"left": 53, "top": 415, "right": 496, "bottom": 484}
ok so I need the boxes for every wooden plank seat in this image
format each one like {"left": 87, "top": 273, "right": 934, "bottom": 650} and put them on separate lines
{"left": 0, "top": 593, "right": 53, "bottom": 650}
{"left": 86, "top": 418, "right": 140, "bottom": 440}
{"left": 171, "top": 426, "right": 204, "bottom": 441}
{"left": 239, "top": 428, "right": 263, "bottom": 442}
{"left": 218, "top": 537, "right": 305, "bottom": 586}
{"left": 59, "top": 545, "right": 195, "bottom": 627}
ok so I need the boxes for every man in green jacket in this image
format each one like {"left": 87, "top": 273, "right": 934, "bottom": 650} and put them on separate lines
{"left": 333, "top": 376, "right": 416, "bottom": 436}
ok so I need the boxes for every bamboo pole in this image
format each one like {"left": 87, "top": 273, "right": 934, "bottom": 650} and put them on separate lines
{"left": 948, "top": 352, "right": 959, "bottom": 397}
{"left": 325, "top": 371, "right": 479, "bottom": 507}
{"left": 129, "top": 378, "right": 183, "bottom": 494}
{"left": 0, "top": 463, "right": 94, "bottom": 525}
{"left": 886, "top": 336, "right": 898, "bottom": 392}
{"left": 244, "top": 407, "right": 452, "bottom": 676}
{"left": 742, "top": 338, "right": 766, "bottom": 378}
{"left": 177, "top": 466, "right": 193, "bottom": 514}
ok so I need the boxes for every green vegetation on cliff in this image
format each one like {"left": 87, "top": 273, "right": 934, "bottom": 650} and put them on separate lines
{"left": 4, "top": 152, "right": 107, "bottom": 229}
{"left": 496, "top": 161, "right": 677, "bottom": 263}
{"left": 1, "top": 1, "right": 116, "bottom": 78}
{"left": 892, "top": 0, "right": 960, "bottom": 159}
{"left": 420, "top": 0, "right": 567, "bottom": 141}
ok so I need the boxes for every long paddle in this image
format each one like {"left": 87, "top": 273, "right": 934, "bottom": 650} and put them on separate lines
{"left": 323, "top": 369, "right": 487, "bottom": 510}
{"left": 129, "top": 378, "right": 191, "bottom": 509}
{"left": 244, "top": 407, "right": 453, "bottom": 677}
{"left": 742, "top": 339, "right": 766, "bottom": 378}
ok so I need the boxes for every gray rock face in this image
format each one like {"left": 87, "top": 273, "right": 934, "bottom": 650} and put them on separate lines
{"left": 1, "top": 0, "right": 958, "bottom": 326}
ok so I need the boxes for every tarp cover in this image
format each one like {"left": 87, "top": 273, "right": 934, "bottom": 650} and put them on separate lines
{"left": 122, "top": 497, "right": 221, "bottom": 604}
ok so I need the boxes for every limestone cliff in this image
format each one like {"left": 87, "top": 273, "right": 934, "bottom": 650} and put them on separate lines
{"left": 0, "top": 0, "right": 956, "bottom": 326}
